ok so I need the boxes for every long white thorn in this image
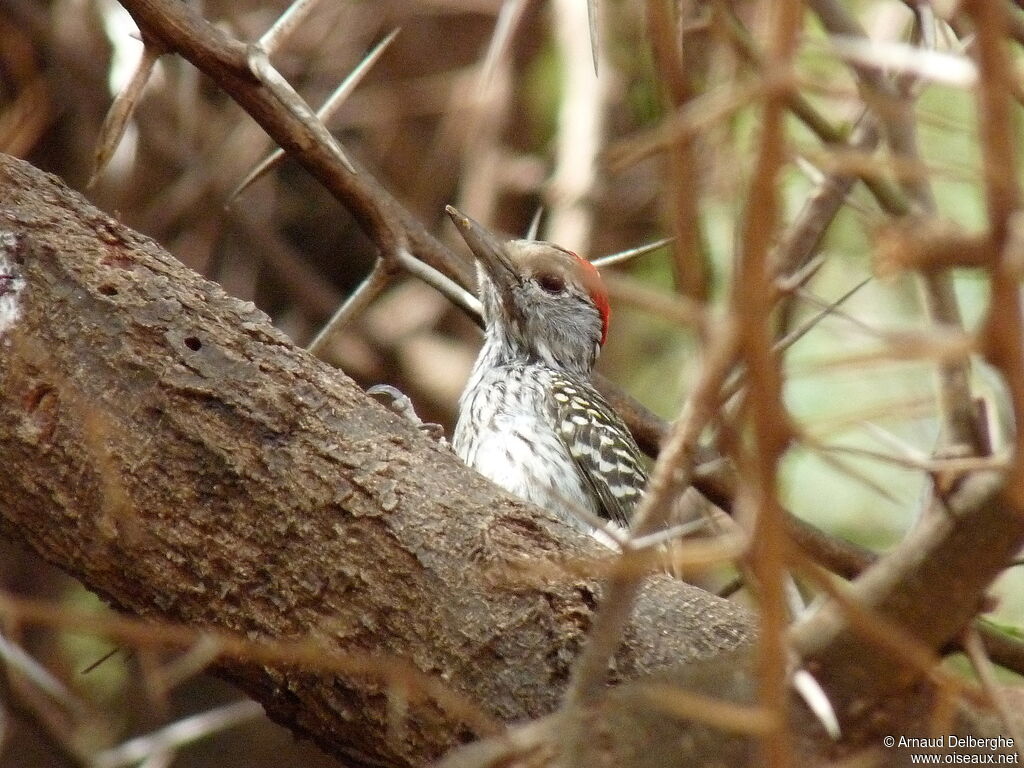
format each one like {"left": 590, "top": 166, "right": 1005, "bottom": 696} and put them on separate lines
{"left": 480, "top": 0, "right": 526, "bottom": 90}
{"left": 587, "top": 0, "right": 599, "bottom": 76}
{"left": 792, "top": 668, "right": 841, "bottom": 740}
{"left": 260, "top": 0, "right": 324, "bottom": 54}
{"left": 591, "top": 237, "right": 674, "bottom": 269}
{"left": 308, "top": 263, "right": 392, "bottom": 357}
{"left": 93, "top": 701, "right": 264, "bottom": 768}
{"left": 394, "top": 248, "right": 482, "bottom": 319}
{"left": 90, "top": 43, "right": 162, "bottom": 188}
{"left": 247, "top": 44, "right": 354, "bottom": 174}
{"left": 525, "top": 207, "right": 544, "bottom": 240}
{"left": 231, "top": 29, "right": 400, "bottom": 201}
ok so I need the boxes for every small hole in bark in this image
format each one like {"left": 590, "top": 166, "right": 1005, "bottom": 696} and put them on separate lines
{"left": 184, "top": 336, "right": 202, "bottom": 351}
{"left": 98, "top": 283, "right": 118, "bottom": 296}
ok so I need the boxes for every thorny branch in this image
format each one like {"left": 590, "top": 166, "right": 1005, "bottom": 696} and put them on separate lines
{"left": 117, "top": 0, "right": 468, "bottom": 282}
{"left": 8, "top": 0, "right": 1024, "bottom": 764}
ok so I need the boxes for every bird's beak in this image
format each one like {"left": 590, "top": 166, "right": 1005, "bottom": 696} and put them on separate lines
{"left": 445, "top": 205, "right": 520, "bottom": 294}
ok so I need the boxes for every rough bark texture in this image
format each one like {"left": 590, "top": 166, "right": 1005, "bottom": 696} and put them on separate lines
{"left": 0, "top": 154, "right": 755, "bottom": 767}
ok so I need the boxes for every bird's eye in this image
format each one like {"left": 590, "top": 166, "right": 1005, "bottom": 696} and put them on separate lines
{"left": 537, "top": 273, "right": 566, "bottom": 294}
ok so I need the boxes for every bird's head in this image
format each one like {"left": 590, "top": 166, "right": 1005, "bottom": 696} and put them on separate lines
{"left": 446, "top": 205, "right": 609, "bottom": 375}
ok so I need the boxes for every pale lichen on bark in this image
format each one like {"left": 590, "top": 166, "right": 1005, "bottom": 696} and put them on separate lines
{"left": 0, "top": 230, "right": 25, "bottom": 338}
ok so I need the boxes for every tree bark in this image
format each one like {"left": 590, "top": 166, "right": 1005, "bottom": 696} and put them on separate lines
{"left": 0, "top": 154, "right": 755, "bottom": 768}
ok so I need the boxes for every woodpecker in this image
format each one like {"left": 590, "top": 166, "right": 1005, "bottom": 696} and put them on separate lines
{"left": 445, "top": 205, "right": 648, "bottom": 531}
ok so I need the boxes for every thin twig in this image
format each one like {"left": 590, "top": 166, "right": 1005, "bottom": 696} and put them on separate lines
{"left": 719, "top": 276, "right": 875, "bottom": 408}
{"left": 798, "top": 438, "right": 903, "bottom": 505}
{"left": 732, "top": 3, "right": 805, "bottom": 763}
{"left": 93, "top": 700, "right": 265, "bottom": 768}
{"left": 779, "top": 278, "right": 875, "bottom": 348}
{"left": 645, "top": 0, "right": 710, "bottom": 300}
{"left": 0, "top": 592, "right": 500, "bottom": 737}
{"left": 773, "top": 115, "right": 880, "bottom": 278}
{"left": 788, "top": 285, "right": 885, "bottom": 340}
{"left": 812, "top": 441, "right": 1007, "bottom": 475}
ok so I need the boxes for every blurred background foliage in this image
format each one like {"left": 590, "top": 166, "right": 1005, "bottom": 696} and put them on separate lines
{"left": 2, "top": 0, "right": 1023, "bottom": 765}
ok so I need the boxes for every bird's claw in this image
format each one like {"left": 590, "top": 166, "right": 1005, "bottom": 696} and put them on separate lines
{"left": 367, "top": 385, "right": 449, "bottom": 447}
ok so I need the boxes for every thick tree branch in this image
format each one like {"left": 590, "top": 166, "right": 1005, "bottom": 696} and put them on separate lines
{"left": 117, "top": 0, "right": 468, "bottom": 287}
{"left": 0, "top": 154, "right": 755, "bottom": 767}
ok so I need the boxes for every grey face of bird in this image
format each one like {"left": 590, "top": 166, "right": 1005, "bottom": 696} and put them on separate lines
{"left": 445, "top": 206, "right": 609, "bottom": 375}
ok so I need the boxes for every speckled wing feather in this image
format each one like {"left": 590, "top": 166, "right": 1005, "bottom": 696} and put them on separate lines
{"left": 545, "top": 372, "right": 648, "bottom": 527}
